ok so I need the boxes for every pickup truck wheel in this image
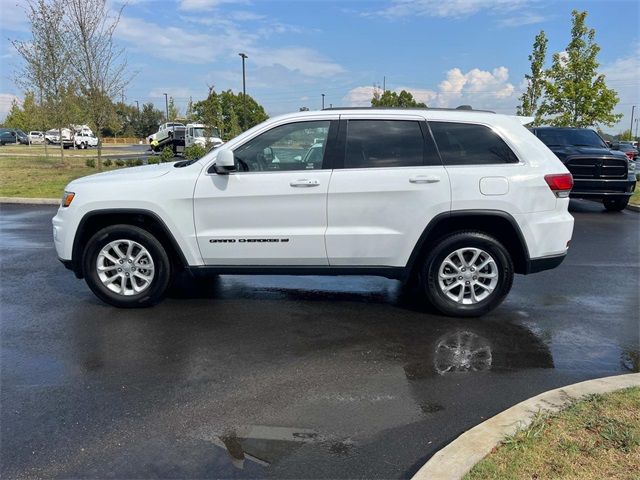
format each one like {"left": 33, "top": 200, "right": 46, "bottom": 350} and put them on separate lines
{"left": 421, "top": 231, "right": 514, "bottom": 317}
{"left": 83, "top": 225, "right": 171, "bottom": 308}
{"left": 603, "top": 198, "right": 629, "bottom": 212}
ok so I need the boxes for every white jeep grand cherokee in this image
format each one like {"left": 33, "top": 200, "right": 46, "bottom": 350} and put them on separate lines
{"left": 53, "top": 108, "right": 574, "bottom": 316}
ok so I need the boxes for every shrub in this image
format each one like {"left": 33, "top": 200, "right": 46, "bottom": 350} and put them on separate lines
{"left": 184, "top": 144, "right": 206, "bottom": 160}
{"left": 147, "top": 156, "right": 159, "bottom": 165}
{"left": 85, "top": 158, "right": 96, "bottom": 168}
{"left": 126, "top": 158, "right": 135, "bottom": 167}
{"left": 103, "top": 158, "right": 113, "bottom": 167}
{"left": 115, "top": 159, "right": 125, "bottom": 167}
{"left": 159, "top": 147, "right": 174, "bottom": 163}
{"left": 135, "top": 158, "right": 144, "bottom": 166}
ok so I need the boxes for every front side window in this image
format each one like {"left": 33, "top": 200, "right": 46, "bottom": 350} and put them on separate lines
{"left": 345, "top": 120, "right": 428, "bottom": 169}
{"left": 234, "top": 121, "right": 330, "bottom": 172}
{"left": 429, "top": 122, "right": 519, "bottom": 165}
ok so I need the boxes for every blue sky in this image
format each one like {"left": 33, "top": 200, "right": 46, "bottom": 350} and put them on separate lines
{"left": 1, "top": 0, "right": 638, "bottom": 133}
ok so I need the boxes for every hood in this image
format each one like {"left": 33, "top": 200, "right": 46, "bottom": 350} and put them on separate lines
{"left": 546, "top": 144, "right": 626, "bottom": 161}
{"left": 68, "top": 161, "right": 175, "bottom": 187}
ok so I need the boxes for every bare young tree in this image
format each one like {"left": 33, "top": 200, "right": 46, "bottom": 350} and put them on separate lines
{"left": 12, "top": 0, "right": 72, "bottom": 163}
{"left": 65, "top": 0, "right": 132, "bottom": 169}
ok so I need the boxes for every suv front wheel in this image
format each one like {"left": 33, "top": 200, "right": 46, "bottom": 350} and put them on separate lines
{"left": 421, "top": 231, "right": 514, "bottom": 317}
{"left": 83, "top": 225, "right": 172, "bottom": 307}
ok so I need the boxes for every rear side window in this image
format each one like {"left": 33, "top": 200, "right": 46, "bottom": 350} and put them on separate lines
{"left": 345, "top": 120, "right": 435, "bottom": 168}
{"left": 429, "top": 122, "right": 519, "bottom": 165}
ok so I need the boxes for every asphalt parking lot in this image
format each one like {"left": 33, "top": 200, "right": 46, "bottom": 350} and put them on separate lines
{"left": 1, "top": 201, "right": 638, "bottom": 479}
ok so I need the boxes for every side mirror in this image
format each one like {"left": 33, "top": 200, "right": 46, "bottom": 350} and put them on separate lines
{"left": 212, "top": 149, "right": 236, "bottom": 174}
{"left": 293, "top": 155, "right": 302, "bottom": 161}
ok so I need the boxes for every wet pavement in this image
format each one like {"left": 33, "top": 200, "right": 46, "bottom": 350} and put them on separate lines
{"left": 1, "top": 200, "right": 638, "bottom": 479}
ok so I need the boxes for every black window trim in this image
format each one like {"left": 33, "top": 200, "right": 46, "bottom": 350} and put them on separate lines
{"left": 208, "top": 119, "right": 339, "bottom": 175}
{"left": 427, "top": 119, "right": 524, "bottom": 167}
{"left": 333, "top": 118, "right": 443, "bottom": 170}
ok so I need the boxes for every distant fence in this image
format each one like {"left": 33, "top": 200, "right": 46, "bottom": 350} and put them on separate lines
{"left": 102, "top": 137, "right": 145, "bottom": 144}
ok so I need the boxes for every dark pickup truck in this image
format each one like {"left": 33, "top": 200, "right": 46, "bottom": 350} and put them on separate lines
{"left": 532, "top": 127, "right": 637, "bottom": 211}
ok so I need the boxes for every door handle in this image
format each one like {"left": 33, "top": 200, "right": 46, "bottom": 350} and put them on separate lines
{"left": 290, "top": 179, "right": 320, "bottom": 187}
{"left": 409, "top": 175, "right": 440, "bottom": 184}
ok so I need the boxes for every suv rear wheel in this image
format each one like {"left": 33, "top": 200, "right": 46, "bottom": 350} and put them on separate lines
{"left": 602, "top": 197, "right": 629, "bottom": 212}
{"left": 83, "top": 225, "right": 171, "bottom": 307}
{"left": 420, "top": 231, "right": 514, "bottom": 317}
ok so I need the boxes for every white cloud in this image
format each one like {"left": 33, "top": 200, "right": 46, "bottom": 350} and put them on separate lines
{"left": 600, "top": 45, "right": 640, "bottom": 134}
{"left": 251, "top": 47, "right": 345, "bottom": 78}
{"left": 373, "top": 0, "right": 527, "bottom": 19}
{"left": 0, "top": 93, "right": 20, "bottom": 121}
{"left": 178, "top": 0, "right": 246, "bottom": 11}
{"left": 343, "top": 66, "right": 516, "bottom": 109}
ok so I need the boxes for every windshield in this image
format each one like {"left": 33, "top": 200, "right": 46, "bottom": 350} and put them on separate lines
{"left": 536, "top": 129, "right": 607, "bottom": 148}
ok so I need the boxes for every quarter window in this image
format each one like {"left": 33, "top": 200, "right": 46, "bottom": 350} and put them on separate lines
{"left": 429, "top": 122, "right": 519, "bottom": 165}
{"left": 234, "top": 121, "right": 330, "bottom": 172}
{"left": 345, "top": 120, "right": 433, "bottom": 168}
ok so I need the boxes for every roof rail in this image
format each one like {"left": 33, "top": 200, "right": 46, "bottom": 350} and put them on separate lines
{"left": 321, "top": 106, "right": 496, "bottom": 113}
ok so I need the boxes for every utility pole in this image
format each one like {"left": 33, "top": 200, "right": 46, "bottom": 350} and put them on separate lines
{"left": 631, "top": 105, "right": 636, "bottom": 136}
{"left": 239, "top": 52, "right": 248, "bottom": 130}
{"left": 321, "top": 93, "right": 325, "bottom": 109}
{"left": 135, "top": 100, "right": 139, "bottom": 112}
{"left": 383, "top": 76, "right": 386, "bottom": 92}
{"left": 163, "top": 93, "right": 169, "bottom": 121}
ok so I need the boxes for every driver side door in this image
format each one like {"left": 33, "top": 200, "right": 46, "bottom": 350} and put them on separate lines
{"left": 193, "top": 118, "right": 338, "bottom": 266}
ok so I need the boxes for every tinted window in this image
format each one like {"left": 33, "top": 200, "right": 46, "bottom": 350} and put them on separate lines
{"left": 535, "top": 128, "right": 607, "bottom": 148}
{"left": 345, "top": 120, "right": 431, "bottom": 168}
{"left": 430, "top": 122, "right": 519, "bottom": 165}
{"left": 234, "top": 121, "right": 330, "bottom": 172}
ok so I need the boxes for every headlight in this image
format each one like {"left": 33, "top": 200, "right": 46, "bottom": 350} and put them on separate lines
{"left": 61, "top": 191, "right": 75, "bottom": 207}
{"left": 629, "top": 161, "right": 636, "bottom": 172}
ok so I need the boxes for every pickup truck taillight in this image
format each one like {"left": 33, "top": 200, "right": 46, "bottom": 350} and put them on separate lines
{"left": 545, "top": 173, "right": 573, "bottom": 198}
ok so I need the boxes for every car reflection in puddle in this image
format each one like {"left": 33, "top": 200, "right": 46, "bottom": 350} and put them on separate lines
{"left": 193, "top": 425, "right": 321, "bottom": 470}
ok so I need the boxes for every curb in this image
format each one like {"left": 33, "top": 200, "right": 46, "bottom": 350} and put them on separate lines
{"left": 0, "top": 197, "right": 59, "bottom": 205}
{"left": 411, "top": 373, "right": 640, "bottom": 480}
{"left": 627, "top": 203, "right": 640, "bottom": 212}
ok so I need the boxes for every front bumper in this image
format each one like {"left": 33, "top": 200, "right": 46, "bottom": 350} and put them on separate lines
{"left": 571, "top": 178, "right": 636, "bottom": 199}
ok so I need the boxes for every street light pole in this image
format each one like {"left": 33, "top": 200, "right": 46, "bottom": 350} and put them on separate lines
{"left": 239, "top": 52, "right": 248, "bottom": 130}
{"left": 631, "top": 105, "right": 636, "bottom": 136}
{"left": 135, "top": 100, "right": 139, "bottom": 113}
{"left": 163, "top": 93, "right": 169, "bottom": 122}
{"left": 321, "top": 93, "right": 325, "bottom": 110}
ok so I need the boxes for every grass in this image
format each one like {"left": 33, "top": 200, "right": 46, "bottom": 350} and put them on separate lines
{"left": 464, "top": 387, "right": 640, "bottom": 480}
{"left": 630, "top": 183, "right": 640, "bottom": 207}
{"left": 0, "top": 156, "right": 109, "bottom": 198}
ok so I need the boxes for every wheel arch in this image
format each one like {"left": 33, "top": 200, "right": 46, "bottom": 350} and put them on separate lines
{"left": 71, "top": 209, "right": 188, "bottom": 278}
{"left": 405, "top": 210, "right": 530, "bottom": 279}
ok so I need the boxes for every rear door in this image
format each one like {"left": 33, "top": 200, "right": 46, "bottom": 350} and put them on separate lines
{"left": 326, "top": 115, "right": 451, "bottom": 267}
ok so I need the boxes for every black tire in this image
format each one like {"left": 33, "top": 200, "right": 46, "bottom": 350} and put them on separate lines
{"left": 82, "top": 224, "right": 172, "bottom": 307}
{"left": 420, "top": 231, "right": 514, "bottom": 317}
{"left": 603, "top": 197, "right": 629, "bottom": 212}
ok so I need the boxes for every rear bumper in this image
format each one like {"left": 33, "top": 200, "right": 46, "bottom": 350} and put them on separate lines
{"left": 525, "top": 253, "right": 567, "bottom": 274}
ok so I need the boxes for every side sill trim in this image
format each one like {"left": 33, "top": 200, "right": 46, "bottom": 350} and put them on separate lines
{"left": 186, "top": 265, "right": 407, "bottom": 280}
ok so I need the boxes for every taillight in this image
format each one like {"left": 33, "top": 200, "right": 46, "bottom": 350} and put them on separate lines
{"left": 544, "top": 173, "right": 573, "bottom": 198}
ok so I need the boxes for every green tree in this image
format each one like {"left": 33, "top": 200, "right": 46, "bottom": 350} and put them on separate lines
{"left": 618, "top": 129, "right": 633, "bottom": 141}
{"left": 517, "top": 30, "right": 548, "bottom": 123}
{"left": 167, "top": 96, "right": 180, "bottom": 121}
{"left": 138, "top": 102, "right": 165, "bottom": 138}
{"left": 193, "top": 89, "right": 268, "bottom": 139}
{"left": 539, "top": 10, "right": 621, "bottom": 128}
{"left": 371, "top": 89, "right": 426, "bottom": 108}
{"left": 3, "top": 99, "right": 28, "bottom": 131}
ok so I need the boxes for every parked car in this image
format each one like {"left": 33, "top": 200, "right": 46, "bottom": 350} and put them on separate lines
{"left": 73, "top": 126, "right": 99, "bottom": 149}
{"left": 531, "top": 127, "right": 637, "bottom": 211}
{"left": 612, "top": 141, "right": 639, "bottom": 161}
{"left": 28, "top": 131, "right": 45, "bottom": 144}
{"left": 0, "top": 129, "right": 17, "bottom": 145}
{"left": 45, "top": 128, "right": 74, "bottom": 148}
{"left": 53, "top": 108, "right": 575, "bottom": 316}
{"left": 14, "top": 129, "right": 29, "bottom": 145}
